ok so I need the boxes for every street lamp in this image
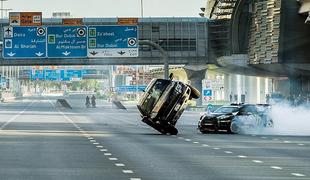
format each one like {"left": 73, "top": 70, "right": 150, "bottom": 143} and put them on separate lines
{"left": 140, "top": 0, "right": 144, "bottom": 18}
{"left": 0, "top": 0, "right": 11, "bottom": 18}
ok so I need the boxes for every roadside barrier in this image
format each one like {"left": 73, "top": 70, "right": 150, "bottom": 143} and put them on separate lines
{"left": 56, "top": 99, "right": 72, "bottom": 109}
{"left": 112, "top": 100, "right": 127, "bottom": 110}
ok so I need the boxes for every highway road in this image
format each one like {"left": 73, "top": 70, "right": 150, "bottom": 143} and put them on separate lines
{"left": 0, "top": 95, "right": 309, "bottom": 180}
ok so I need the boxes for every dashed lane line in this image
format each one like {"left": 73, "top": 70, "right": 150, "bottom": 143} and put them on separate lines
{"left": 252, "top": 160, "right": 263, "bottom": 164}
{"left": 109, "top": 158, "right": 118, "bottom": 161}
{"left": 291, "top": 173, "right": 306, "bottom": 177}
{"left": 54, "top": 102, "right": 141, "bottom": 180}
{"left": 115, "top": 163, "right": 125, "bottom": 167}
{"left": 271, "top": 166, "right": 283, "bottom": 170}
{"left": 237, "top": 155, "right": 247, "bottom": 158}
{"left": 123, "top": 170, "right": 134, "bottom": 174}
{"left": 0, "top": 101, "right": 34, "bottom": 130}
{"left": 174, "top": 134, "right": 308, "bottom": 179}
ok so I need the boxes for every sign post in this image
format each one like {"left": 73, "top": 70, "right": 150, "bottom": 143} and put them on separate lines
{"left": 3, "top": 26, "right": 47, "bottom": 59}
{"left": 47, "top": 26, "right": 87, "bottom": 58}
{"left": 87, "top": 25, "right": 138, "bottom": 58}
{"left": 9, "top": 12, "right": 42, "bottom": 26}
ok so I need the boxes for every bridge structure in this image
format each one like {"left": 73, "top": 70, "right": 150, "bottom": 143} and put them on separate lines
{"left": 202, "top": 0, "right": 310, "bottom": 97}
{"left": 2, "top": 0, "right": 310, "bottom": 104}
{"left": 0, "top": 17, "right": 214, "bottom": 105}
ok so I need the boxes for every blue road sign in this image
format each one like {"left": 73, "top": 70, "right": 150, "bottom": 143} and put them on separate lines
{"left": 44, "top": 69, "right": 60, "bottom": 81}
{"left": 60, "top": 69, "right": 82, "bottom": 81}
{"left": 47, "top": 26, "right": 87, "bottom": 58}
{"left": 87, "top": 25, "right": 138, "bottom": 57}
{"left": 3, "top": 26, "right": 46, "bottom": 59}
{"left": 82, "top": 69, "right": 97, "bottom": 75}
{"left": 31, "top": 69, "right": 45, "bottom": 81}
{"left": 116, "top": 85, "right": 146, "bottom": 93}
{"left": 203, "top": 89, "right": 212, "bottom": 97}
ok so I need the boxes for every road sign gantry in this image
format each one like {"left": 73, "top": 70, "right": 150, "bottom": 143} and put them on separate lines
{"left": 47, "top": 26, "right": 87, "bottom": 58}
{"left": 87, "top": 25, "right": 138, "bottom": 58}
{"left": 2, "top": 25, "right": 138, "bottom": 59}
{"left": 3, "top": 26, "right": 47, "bottom": 59}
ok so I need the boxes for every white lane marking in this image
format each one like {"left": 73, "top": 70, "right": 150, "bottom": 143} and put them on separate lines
{"left": 202, "top": 144, "right": 209, "bottom": 147}
{"left": 100, "top": 149, "right": 108, "bottom": 152}
{"left": 224, "top": 151, "right": 233, "bottom": 154}
{"left": 213, "top": 148, "right": 220, "bottom": 150}
{"left": 178, "top": 137, "right": 184, "bottom": 139}
{"left": 90, "top": 140, "right": 96, "bottom": 142}
{"left": 193, "top": 142, "right": 199, "bottom": 144}
{"left": 88, "top": 137, "right": 94, "bottom": 140}
{"left": 123, "top": 170, "right": 134, "bottom": 174}
{"left": 104, "top": 153, "right": 112, "bottom": 156}
{"left": 185, "top": 139, "right": 191, "bottom": 141}
{"left": 284, "top": 141, "right": 291, "bottom": 143}
{"left": 252, "top": 160, "right": 263, "bottom": 163}
{"left": 0, "top": 101, "right": 34, "bottom": 130}
{"left": 291, "top": 173, "right": 306, "bottom": 177}
{"left": 238, "top": 155, "right": 247, "bottom": 158}
{"left": 96, "top": 146, "right": 103, "bottom": 148}
{"left": 93, "top": 142, "right": 99, "bottom": 145}
{"left": 109, "top": 158, "right": 118, "bottom": 161}
{"left": 298, "top": 144, "right": 305, "bottom": 146}
{"left": 271, "top": 166, "right": 283, "bottom": 170}
{"left": 115, "top": 163, "right": 125, "bottom": 167}
{"left": 130, "top": 178, "right": 142, "bottom": 180}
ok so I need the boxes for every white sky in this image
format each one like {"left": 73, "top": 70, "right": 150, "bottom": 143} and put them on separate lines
{"left": 4, "top": 0, "right": 206, "bottom": 18}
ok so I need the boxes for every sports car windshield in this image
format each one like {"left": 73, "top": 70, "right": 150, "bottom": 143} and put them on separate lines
{"left": 214, "top": 107, "right": 240, "bottom": 114}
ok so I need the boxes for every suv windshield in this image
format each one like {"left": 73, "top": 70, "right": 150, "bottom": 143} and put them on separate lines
{"left": 141, "top": 79, "right": 170, "bottom": 113}
{"left": 214, "top": 106, "right": 240, "bottom": 114}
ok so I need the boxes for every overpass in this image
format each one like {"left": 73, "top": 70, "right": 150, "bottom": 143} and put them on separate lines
{"left": 0, "top": 17, "right": 210, "bottom": 66}
{"left": 0, "top": 17, "right": 213, "bottom": 105}
{"left": 201, "top": 0, "right": 310, "bottom": 97}
{"left": 2, "top": 1, "right": 310, "bottom": 102}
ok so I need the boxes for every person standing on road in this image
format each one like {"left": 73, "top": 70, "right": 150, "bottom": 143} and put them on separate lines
{"left": 85, "top": 96, "right": 90, "bottom": 108}
{"left": 91, "top": 95, "right": 96, "bottom": 108}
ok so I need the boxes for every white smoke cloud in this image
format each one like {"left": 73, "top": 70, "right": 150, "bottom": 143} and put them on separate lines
{"left": 239, "top": 103, "right": 310, "bottom": 136}
{"left": 265, "top": 103, "right": 310, "bottom": 136}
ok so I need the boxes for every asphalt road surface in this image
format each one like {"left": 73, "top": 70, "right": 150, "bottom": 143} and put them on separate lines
{"left": 0, "top": 95, "right": 309, "bottom": 180}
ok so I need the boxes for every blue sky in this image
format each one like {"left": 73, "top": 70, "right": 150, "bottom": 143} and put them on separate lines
{"left": 4, "top": 0, "right": 206, "bottom": 18}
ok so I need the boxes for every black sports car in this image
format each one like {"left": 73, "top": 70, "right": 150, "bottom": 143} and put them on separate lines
{"left": 198, "top": 104, "right": 273, "bottom": 134}
{"left": 137, "top": 75, "right": 200, "bottom": 135}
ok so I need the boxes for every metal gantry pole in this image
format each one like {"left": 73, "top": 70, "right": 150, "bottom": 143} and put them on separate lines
{"left": 138, "top": 40, "right": 169, "bottom": 79}
{"left": 140, "top": 0, "right": 144, "bottom": 18}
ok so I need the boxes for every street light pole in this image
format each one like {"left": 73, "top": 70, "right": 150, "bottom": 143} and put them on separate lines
{"left": 140, "top": 0, "right": 144, "bottom": 18}
{"left": 139, "top": 40, "right": 169, "bottom": 79}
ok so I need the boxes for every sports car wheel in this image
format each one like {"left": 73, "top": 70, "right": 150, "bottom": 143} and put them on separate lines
{"left": 230, "top": 121, "right": 240, "bottom": 134}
